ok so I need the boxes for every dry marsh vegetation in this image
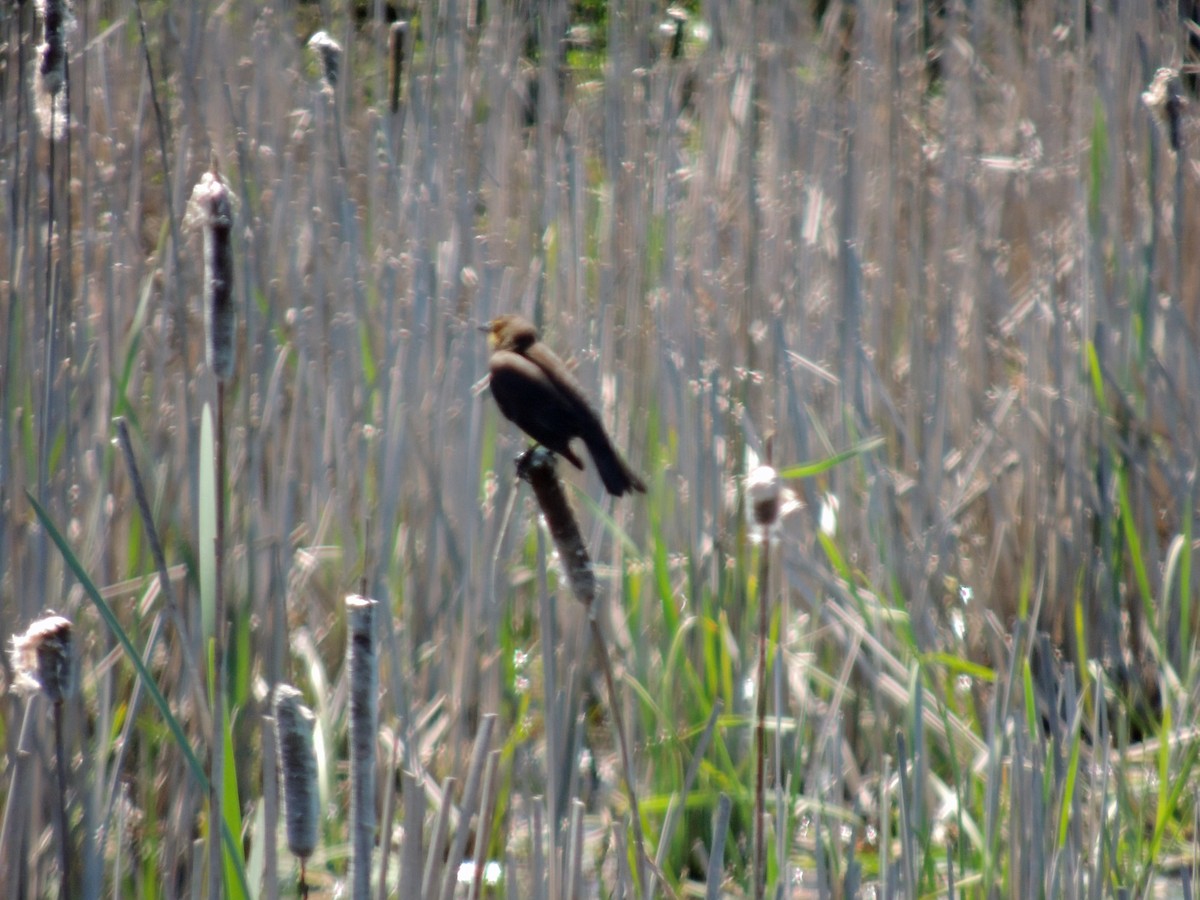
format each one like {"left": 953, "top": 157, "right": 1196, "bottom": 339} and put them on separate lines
{"left": 3, "top": 0, "right": 1200, "bottom": 895}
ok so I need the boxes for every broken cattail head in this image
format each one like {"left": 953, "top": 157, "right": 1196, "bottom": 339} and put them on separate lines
{"left": 10, "top": 612, "right": 73, "bottom": 703}
{"left": 190, "top": 167, "right": 236, "bottom": 381}
{"left": 346, "top": 595, "right": 378, "bottom": 738}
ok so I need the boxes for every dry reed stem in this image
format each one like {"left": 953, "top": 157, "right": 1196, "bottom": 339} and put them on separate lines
{"left": 437, "top": 713, "right": 496, "bottom": 900}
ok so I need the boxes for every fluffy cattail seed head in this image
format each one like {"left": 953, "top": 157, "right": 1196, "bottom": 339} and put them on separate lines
{"left": 190, "top": 166, "right": 236, "bottom": 381}
{"left": 34, "top": 0, "right": 69, "bottom": 138}
{"left": 308, "top": 31, "right": 342, "bottom": 89}
{"left": 1142, "top": 67, "right": 1185, "bottom": 154}
{"left": 746, "top": 464, "right": 782, "bottom": 528}
{"left": 10, "top": 613, "right": 73, "bottom": 703}
{"left": 273, "top": 685, "right": 320, "bottom": 861}
{"left": 37, "top": 0, "right": 67, "bottom": 96}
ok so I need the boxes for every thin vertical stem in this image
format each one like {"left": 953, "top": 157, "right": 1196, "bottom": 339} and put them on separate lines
{"left": 753, "top": 524, "right": 770, "bottom": 900}
{"left": 210, "top": 380, "right": 227, "bottom": 900}
{"left": 39, "top": 101, "right": 56, "bottom": 506}
{"left": 53, "top": 699, "right": 69, "bottom": 900}
{"left": 591, "top": 615, "right": 656, "bottom": 897}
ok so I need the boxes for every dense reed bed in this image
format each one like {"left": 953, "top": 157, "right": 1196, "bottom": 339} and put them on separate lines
{"left": 4, "top": 0, "right": 1200, "bottom": 895}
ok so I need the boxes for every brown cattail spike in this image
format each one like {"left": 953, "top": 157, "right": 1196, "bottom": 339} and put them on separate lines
{"left": 1142, "top": 67, "right": 1185, "bottom": 155}
{"left": 38, "top": 0, "right": 66, "bottom": 96}
{"left": 346, "top": 594, "right": 378, "bottom": 898}
{"left": 273, "top": 685, "right": 320, "bottom": 862}
{"left": 516, "top": 447, "right": 597, "bottom": 606}
{"left": 191, "top": 168, "right": 236, "bottom": 381}
{"left": 308, "top": 31, "right": 343, "bottom": 89}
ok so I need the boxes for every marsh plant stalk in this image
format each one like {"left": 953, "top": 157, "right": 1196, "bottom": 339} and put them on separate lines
{"left": 53, "top": 697, "right": 69, "bottom": 900}
{"left": 210, "top": 379, "right": 228, "bottom": 900}
{"left": 753, "top": 521, "right": 770, "bottom": 900}
{"left": 515, "top": 449, "right": 669, "bottom": 898}
{"left": 194, "top": 161, "right": 235, "bottom": 898}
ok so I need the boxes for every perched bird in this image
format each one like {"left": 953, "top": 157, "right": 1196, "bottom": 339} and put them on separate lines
{"left": 481, "top": 314, "right": 646, "bottom": 497}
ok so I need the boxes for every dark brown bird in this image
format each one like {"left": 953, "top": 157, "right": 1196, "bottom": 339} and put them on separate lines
{"left": 482, "top": 314, "right": 646, "bottom": 497}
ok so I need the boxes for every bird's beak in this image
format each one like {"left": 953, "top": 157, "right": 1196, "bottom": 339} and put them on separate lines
{"left": 477, "top": 323, "right": 491, "bottom": 334}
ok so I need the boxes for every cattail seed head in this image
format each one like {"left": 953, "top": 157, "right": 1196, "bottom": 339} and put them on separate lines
{"left": 746, "top": 464, "right": 781, "bottom": 528}
{"left": 308, "top": 31, "right": 342, "bottom": 89}
{"left": 346, "top": 594, "right": 378, "bottom": 896}
{"left": 34, "top": 0, "right": 70, "bottom": 139}
{"left": 10, "top": 613, "right": 73, "bottom": 703}
{"left": 666, "top": 7, "right": 688, "bottom": 60}
{"left": 37, "top": 0, "right": 67, "bottom": 96}
{"left": 190, "top": 166, "right": 236, "bottom": 381}
{"left": 273, "top": 685, "right": 320, "bottom": 861}
{"left": 1142, "top": 67, "right": 1185, "bottom": 154}
{"left": 516, "top": 448, "right": 597, "bottom": 606}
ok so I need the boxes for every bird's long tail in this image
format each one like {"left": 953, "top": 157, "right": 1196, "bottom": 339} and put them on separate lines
{"left": 586, "top": 431, "right": 646, "bottom": 497}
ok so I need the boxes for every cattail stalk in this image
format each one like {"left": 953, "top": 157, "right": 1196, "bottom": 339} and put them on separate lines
{"left": 347, "top": 594, "right": 379, "bottom": 899}
{"left": 467, "top": 749, "right": 502, "bottom": 900}
{"left": 35, "top": 0, "right": 68, "bottom": 519}
{"left": 274, "top": 685, "right": 320, "bottom": 893}
{"left": 398, "top": 767, "right": 425, "bottom": 896}
{"left": 389, "top": 22, "right": 408, "bottom": 116}
{"left": 192, "top": 163, "right": 235, "bottom": 899}
{"left": 515, "top": 449, "right": 658, "bottom": 894}
{"left": 437, "top": 715, "right": 496, "bottom": 900}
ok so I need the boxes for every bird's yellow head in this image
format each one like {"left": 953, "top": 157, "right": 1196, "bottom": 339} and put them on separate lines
{"left": 482, "top": 315, "right": 539, "bottom": 352}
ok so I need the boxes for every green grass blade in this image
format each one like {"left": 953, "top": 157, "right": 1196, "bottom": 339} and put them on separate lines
{"left": 777, "top": 435, "right": 884, "bottom": 480}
